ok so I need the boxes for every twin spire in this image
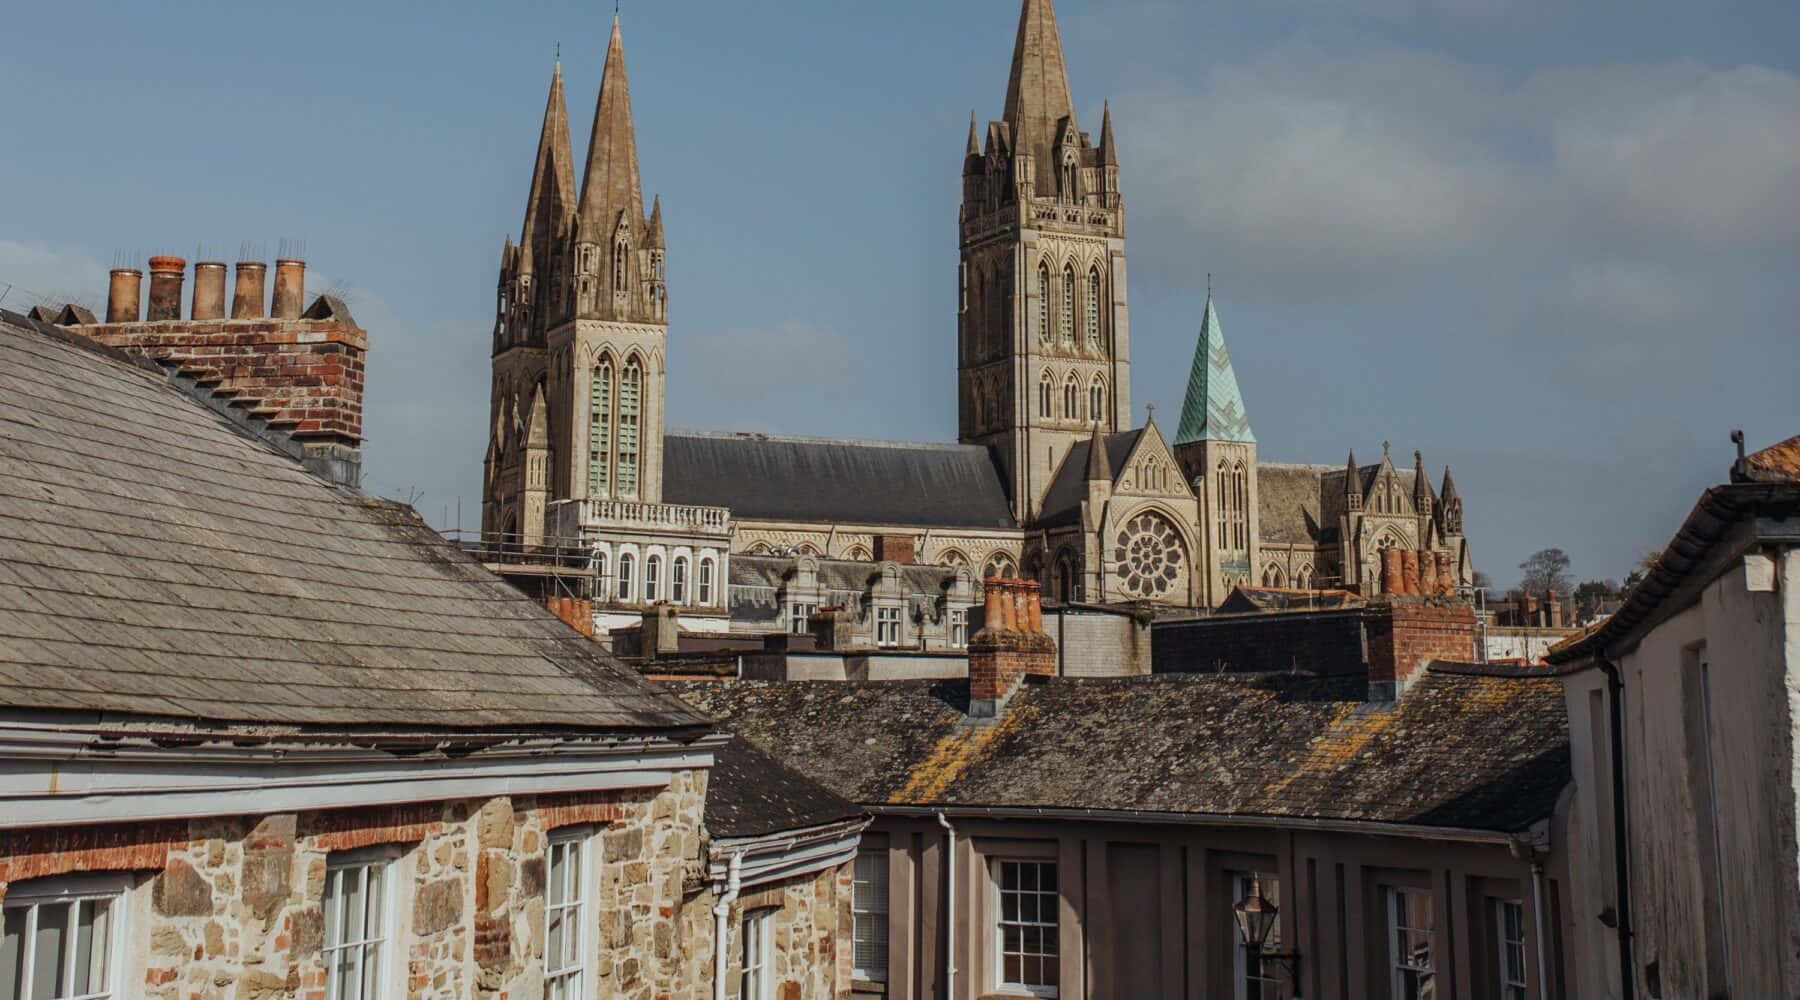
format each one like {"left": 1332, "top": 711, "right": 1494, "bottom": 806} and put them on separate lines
{"left": 518, "top": 16, "right": 652, "bottom": 265}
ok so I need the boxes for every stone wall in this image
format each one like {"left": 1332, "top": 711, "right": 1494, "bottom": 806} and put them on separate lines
{"left": 679, "top": 862, "right": 856, "bottom": 1000}
{"left": 0, "top": 772, "right": 713, "bottom": 999}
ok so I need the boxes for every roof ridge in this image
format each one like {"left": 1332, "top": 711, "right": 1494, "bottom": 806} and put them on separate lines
{"left": 665, "top": 429, "right": 992, "bottom": 452}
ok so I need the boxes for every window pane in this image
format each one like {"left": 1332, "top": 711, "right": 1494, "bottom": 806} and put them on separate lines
{"left": 1, "top": 909, "right": 23, "bottom": 999}
{"left": 31, "top": 902, "right": 69, "bottom": 1000}
{"left": 74, "top": 898, "right": 110, "bottom": 995}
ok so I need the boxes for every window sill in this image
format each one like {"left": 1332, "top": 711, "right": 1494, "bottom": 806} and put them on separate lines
{"left": 851, "top": 982, "right": 887, "bottom": 996}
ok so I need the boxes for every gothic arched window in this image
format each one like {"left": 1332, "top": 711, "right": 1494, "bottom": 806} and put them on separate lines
{"left": 1062, "top": 374, "right": 1078, "bottom": 421}
{"left": 1060, "top": 266, "right": 1076, "bottom": 343}
{"left": 617, "top": 358, "right": 643, "bottom": 499}
{"left": 1038, "top": 370, "right": 1053, "bottom": 420}
{"left": 588, "top": 358, "right": 613, "bottom": 497}
{"left": 1086, "top": 267, "right": 1102, "bottom": 348}
{"left": 613, "top": 239, "right": 629, "bottom": 291}
{"left": 1037, "top": 264, "right": 1052, "bottom": 343}
{"left": 1089, "top": 376, "right": 1106, "bottom": 424}
{"left": 1231, "top": 462, "right": 1249, "bottom": 549}
{"left": 983, "top": 553, "right": 1017, "bottom": 581}
{"left": 1215, "top": 461, "right": 1231, "bottom": 549}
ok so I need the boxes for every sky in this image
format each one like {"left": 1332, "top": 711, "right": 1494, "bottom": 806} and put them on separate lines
{"left": 3, "top": 0, "right": 1797, "bottom": 590}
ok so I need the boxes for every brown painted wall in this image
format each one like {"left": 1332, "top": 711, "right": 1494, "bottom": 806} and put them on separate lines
{"left": 859, "top": 815, "right": 1572, "bottom": 1000}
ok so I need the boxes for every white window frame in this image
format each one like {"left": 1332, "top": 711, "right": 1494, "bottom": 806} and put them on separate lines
{"left": 1495, "top": 897, "right": 1527, "bottom": 1000}
{"left": 1, "top": 873, "right": 130, "bottom": 1000}
{"left": 1386, "top": 886, "right": 1436, "bottom": 1000}
{"left": 950, "top": 608, "right": 969, "bottom": 649}
{"left": 698, "top": 557, "right": 716, "bottom": 606}
{"left": 545, "top": 828, "right": 593, "bottom": 1000}
{"left": 991, "top": 858, "right": 1059, "bottom": 997}
{"left": 644, "top": 554, "right": 662, "bottom": 602}
{"left": 741, "top": 906, "right": 774, "bottom": 1000}
{"left": 789, "top": 602, "right": 817, "bottom": 636}
{"left": 851, "top": 849, "right": 890, "bottom": 984}
{"left": 1229, "top": 871, "right": 1281, "bottom": 1000}
{"left": 617, "top": 552, "right": 635, "bottom": 602}
{"left": 671, "top": 556, "right": 689, "bottom": 604}
{"left": 323, "top": 847, "right": 400, "bottom": 1000}
{"left": 876, "top": 605, "right": 903, "bottom": 647}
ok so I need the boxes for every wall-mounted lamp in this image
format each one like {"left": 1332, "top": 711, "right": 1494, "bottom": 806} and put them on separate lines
{"left": 1233, "top": 872, "right": 1303, "bottom": 997}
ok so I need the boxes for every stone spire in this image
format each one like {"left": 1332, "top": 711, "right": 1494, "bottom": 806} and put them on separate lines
{"left": 646, "top": 194, "right": 665, "bottom": 249}
{"left": 1345, "top": 450, "right": 1362, "bottom": 508}
{"left": 1099, "top": 101, "right": 1118, "bottom": 166}
{"left": 1175, "top": 294, "right": 1255, "bottom": 446}
{"left": 1413, "top": 449, "right": 1432, "bottom": 512}
{"left": 578, "top": 17, "right": 646, "bottom": 239}
{"left": 519, "top": 59, "right": 577, "bottom": 272}
{"left": 1440, "top": 466, "right": 1462, "bottom": 531}
{"left": 1085, "top": 422, "right": 1111, "bottom": 481}
{"left": 966, "top": 110, "right": 982, "bottom": 157}
{"left": 1003, "top": 0, "right": 1078, "bottom": 184}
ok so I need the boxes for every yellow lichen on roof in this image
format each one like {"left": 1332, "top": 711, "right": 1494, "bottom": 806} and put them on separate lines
{"left": 892, "top": 705, "right": 1030, "bottom": 805}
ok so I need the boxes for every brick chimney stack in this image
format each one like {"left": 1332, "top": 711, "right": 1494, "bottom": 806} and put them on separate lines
{"left": 968, "top": 578, "right": 1058, "bottom": 717}
{"left": 191, "top": 261, "right": 227, "bottom": 320}
{"left": 145, "top": 256, "right": 185, "bottom": 321}
{"left": 271, "top": 258, "right": 305, "bottom": 319}
{"left": 65, "top": 248, "right": 367, "bottom": 489}
{"left": 106, "top": 268, "right": 142, "bottom": 323}
{"left": 231, "top": 261, "right": 266, "bottom": 319}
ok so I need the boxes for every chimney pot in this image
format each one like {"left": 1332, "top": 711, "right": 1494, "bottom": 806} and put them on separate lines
{"left": 271, "top": 258, "right": 306, "bottom": 319}
{"left": 1025, "top": 581, "right": 1044, "bottom": 634}
{"left": 232, "top": 261, "right": 267, "bottom": 319}
{"left": 191, "top": 261, "right": 227, "bottom": 320}
{"left": 106, "top": 268, "right": 143, "bottom": 323}
{"left": 146, "top": 256, "right": 186, "bottom": 322}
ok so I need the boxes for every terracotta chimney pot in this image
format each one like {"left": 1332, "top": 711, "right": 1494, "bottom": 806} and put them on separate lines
{"left": 106, "top": 268, "right": 142, "bottom": 323}
{"left": 191, "top": 261, "right": 227, "bottom": 320}
{"left": 232, "top": 261, "right": 267, "bottom": 319}
{"left": 146, "top": 256, "right": 186, "bottom": 321}
{"left": 271, "top": 258, "right": 305, "bottom": 319}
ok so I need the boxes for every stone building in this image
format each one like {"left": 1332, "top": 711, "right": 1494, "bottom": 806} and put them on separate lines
{"left": 1546, "top": 432, "right": 1800, "bottom": 999}
{"left": 480, "top": 0, "right": 1478, "bottom": 633}
{"left": 0, "top": 298, "right": 872, "bottom": 997}
{"left": 679, "top": 579, "right": 1577, "bottom": 999}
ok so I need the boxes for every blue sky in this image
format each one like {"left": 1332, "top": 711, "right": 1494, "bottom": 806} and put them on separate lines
{"left": 4, "top": 0, "right": 1797, "bottom": 589}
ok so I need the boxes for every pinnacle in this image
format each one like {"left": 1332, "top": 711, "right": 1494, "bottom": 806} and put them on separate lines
{"left": 578, "top": 15, "right": 646, "bottom": 238}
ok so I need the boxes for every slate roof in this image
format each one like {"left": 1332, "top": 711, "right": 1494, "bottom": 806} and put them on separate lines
{"left": 1036, "top": 429, "right": 1145, "bottom": 528}
{"left": 1257, "top": 462, "right": 1333, "bottom": 545}
{"left": 663, "top": 432, "right": 1016, "bottom": 529}
{"left": 704, "top": 735, "right": 864, "bottom": 839}
{"left": 0, "top": 312, "right": 710, "bottom": 734}
{"left": 676, "top": 667, "right": 1571, "bottom": 833}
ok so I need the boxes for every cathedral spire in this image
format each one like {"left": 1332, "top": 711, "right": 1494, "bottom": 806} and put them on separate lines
{"left": 1413, "top": 449, "right": 1433, "bottom": 511}
{"left": 1440, "top": 466, "right": 1460, "bottom": 505}
{"left": 518, "top": 58, "right": 577, "bottom": 271}
{"left": 1175, "top": 293, "right": 1255, "bottom": 446}
{"left": 646, "top": 194, "right": 664, "bottom": 249}
{"left": 966, "top": 110, "right": 982, "bottom": 157}
{"left": 1086, "top": 423, "right": 1112, "bottom": 482}
{"left": 578, "top": 16, "right": 646, "bottom": 238}
{"left": 1003, "top": 0, "right": 1077, "bottom": 159}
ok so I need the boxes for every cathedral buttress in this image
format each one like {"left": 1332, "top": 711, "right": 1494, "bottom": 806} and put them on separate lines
{"left": 959, "top": 0, "right": 1129, "bottom": 525}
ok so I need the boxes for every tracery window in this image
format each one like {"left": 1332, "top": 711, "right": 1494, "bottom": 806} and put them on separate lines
{"left": 617, "top": 359, "right": 642, "bottom": 499}
{"left": 1231, "top": 462, "right": 1249, "bottom": 549}
{"left": 1113, "top": 512, "right": 1186, "bottom": 599}
{"left": 587, "top": 359, "right": 613, "bottom": 496}
{"left": 1086, "top": 267, "right": 1102, "bottom": 348}
{"left": 1089, "top": 377, "right": 1105, "bottom": 424}
{"left": 1216, "top": 461, "right": 1231, "bottom": 549}
{"left": 612, "top": 239, "right": 628, "bottom": 291}
{"left": 1037, "top": 265, "right": 1051, "bottom": 343}
{"left": 1038, "top": 370, "right": 1053, "bottom": 420}
{"left": 983, "top": 553, "right": 1017, "bottom": 581}
{"left": 1060, "top": 267, "right": 1075, "bottom": 344}
{"left": 1062, "top": 375, "right": 1078, "bottom": 421}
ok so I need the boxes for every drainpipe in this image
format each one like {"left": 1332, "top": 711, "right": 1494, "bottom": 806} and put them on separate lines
{"left": 938, "top": 811, "right": 957, "bottom": 999}
{"left": 712, "top": 851, "right": 745, "bottom": 1000}
{"left": 1597, "top": 652, "right": 1636, "bottom": 1000}
{"left": 1531, "top": 860, "right": 1551, "bottom": 998}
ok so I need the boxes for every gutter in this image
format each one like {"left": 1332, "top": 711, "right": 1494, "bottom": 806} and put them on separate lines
{"left": 876, "top": 804, "right": 1535, "bottom": 847}
{"left": 706, "top": 816, "right": 870, "bottom": 888}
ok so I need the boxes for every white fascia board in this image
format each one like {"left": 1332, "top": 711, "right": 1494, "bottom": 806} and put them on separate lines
{"left": 0, "top": 723, "right": 725, "bottom": 830}
{"left": 708, "top": 818, "right": 869, "bottom": 889}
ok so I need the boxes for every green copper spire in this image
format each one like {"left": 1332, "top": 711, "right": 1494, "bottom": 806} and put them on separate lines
{"left": 1175, "top": 293, "right": 1255, "bottom": 445}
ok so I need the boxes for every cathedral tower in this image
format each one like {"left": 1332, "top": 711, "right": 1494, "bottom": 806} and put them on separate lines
{"left": 959, "top": 0, "right": 1130, "bottom": 524}
{"left": 1173, "top": 293, "right": 1258, "bottom": 603}
{"left": 485, "top": 18, "right": 669, "bottom": 543}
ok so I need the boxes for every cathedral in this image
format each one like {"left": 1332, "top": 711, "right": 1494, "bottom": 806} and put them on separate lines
{"left": 483, "top": 0, "right": 1474, "bottom": 639}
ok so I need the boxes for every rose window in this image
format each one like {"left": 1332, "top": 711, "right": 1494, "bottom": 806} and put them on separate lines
{"left": 1112, "top": 514, "right": 1185, "bottom": 598}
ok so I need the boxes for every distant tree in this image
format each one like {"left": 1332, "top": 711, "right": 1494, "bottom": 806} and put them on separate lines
{"left": 1622, "top": 549, "right": 1663, "bottom": 594}
{"left": 1519, "top": 548, "right": 1573, "bottom": 596}
{"left": 1471, "top": 569, "right": 1494, "bottom": 592}
{"left": 1574, "top": 579, "right": 1621, "bottom": 621}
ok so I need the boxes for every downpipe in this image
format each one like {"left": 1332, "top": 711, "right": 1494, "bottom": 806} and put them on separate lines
{"left": 939, "top": 811, "right": 957, "bottom": 999}
{"left": 713, "top": 851, "right": 745, "bottom": 1000}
